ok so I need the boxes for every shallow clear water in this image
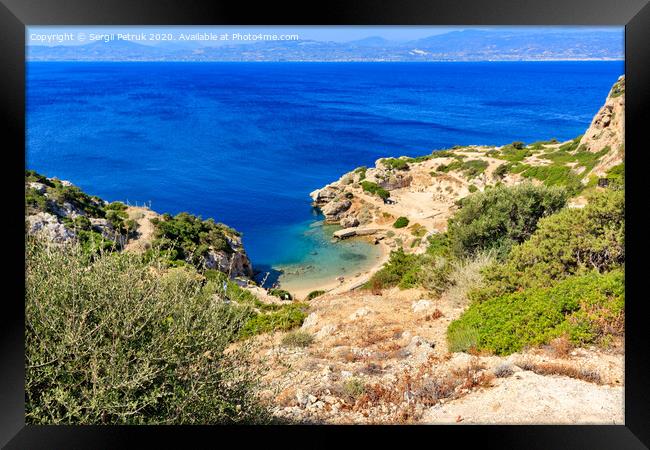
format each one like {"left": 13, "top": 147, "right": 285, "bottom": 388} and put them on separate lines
{"left": 26, "top": 61, "right": 624, "bottom": 284}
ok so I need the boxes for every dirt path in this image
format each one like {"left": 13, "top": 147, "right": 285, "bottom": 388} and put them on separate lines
{"left": 123, "top": 207, "right": 159, "bottom": 252}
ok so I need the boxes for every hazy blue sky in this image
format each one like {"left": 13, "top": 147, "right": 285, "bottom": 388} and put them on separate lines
{"left": 27, "top": 25, "right": 623, "bottom": 46}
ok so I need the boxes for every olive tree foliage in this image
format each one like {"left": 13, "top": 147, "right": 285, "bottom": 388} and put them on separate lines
{"left": 25, "top": 237, "right": 271, "bottom": 424}
{"left": 447, "top": 182, "right": 568, "bottom": 258}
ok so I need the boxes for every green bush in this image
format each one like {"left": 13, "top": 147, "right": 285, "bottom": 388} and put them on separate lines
{"left": 25, "top": 237, "right": 270, "bottom": 424}
{"left": 468, "top": 184, "right": 478, "bottom": 193}
{"left": 281, "top": 331, "right": 314, "bottom": 348}
{"left": 496, "top": 145, "right": 531, "bottom": 162}
{"left": 381, "top": 158, "right": 410, "bottom": 170}
{"left": 151, "top": 212, "right": 237, "bottom": 268}
{"left": 447, "top": 270, "right": 624, "bottom": 355}
{"left": 606, "top": 163, "right": 625, "bottom": 187}
{"left": 360, "top": 181, "right": 390, "bottom": 200}
{"left": 447, "top": 182, "right": 567, "bottom": 258}
{"left": 472, "top": 188, "right": 624, "bottom": 301}
{"left": 238, "top": 303, "right": 308, "bottom": 338}
{"left": 365, "top": 248, "right": 422, "bottom": 290}
{"left": 558, "top": 135, "right": 583, "bottom": 153}
{"left": 25, "top": 187, "right": 49, "bottom": 213}
{"left": 430, "top": 150, "right": 457, "bottom": 158}
{"left": 493, "top": 163, "right": 509, "bottom": 179}
{"left": 269, "top": 289, "right": 293, "bottom": 301}
{"left": 462, "top": 160, "right": 489, "bottom": 178}
{"left": 306, "top": 290, "right": 326, "bottom": 300}
{"left": 354, "top": 166, "right": 367, "bottom": 181}
{"left": 393, "top": 217, "right": 410, "bottom": 228}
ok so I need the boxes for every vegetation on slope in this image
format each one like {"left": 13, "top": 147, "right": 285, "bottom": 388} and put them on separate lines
{"left": 149, "top": 212, "right": 238, "bottom": 268}
{"left": 25, "top": 237, "right": 273, "bottom": 424}
{"left": 449, "top": 188, "right": 624, "bottom": 354}
{"left": 26, "top": 170, "right": 137, "bottom": 256}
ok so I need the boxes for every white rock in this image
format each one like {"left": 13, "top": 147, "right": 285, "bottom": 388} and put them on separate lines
{"left": 28, "top": 182, "right": 47, "bottom": 194}
{"left": 349, "top": 307, "right": 372, "bottom": 320}
{"left": 411, "top": 300, "right": 432, "bottom": 313}
{"left": 301, "top": 312, "right": 319, "bottom": 330}
{"left": 27, "top": 212, "right": 76, "bottom": 243}
{"left": 315, "top": 324, "right": 337, "bottom": 339}
{"left": 341, "top": 371, "right": 353, "bottom": 378}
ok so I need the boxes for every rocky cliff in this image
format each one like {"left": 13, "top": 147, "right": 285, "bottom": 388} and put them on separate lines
{"left": 579, "top": 75, "right": 625, "bottom": 176}
{"left": 25, "top": 170, "right": 254, "bottom": 279}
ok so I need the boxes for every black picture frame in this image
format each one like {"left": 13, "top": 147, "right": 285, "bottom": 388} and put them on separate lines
{"left": 2, "top": 0, "right": 648, "bottom": 447}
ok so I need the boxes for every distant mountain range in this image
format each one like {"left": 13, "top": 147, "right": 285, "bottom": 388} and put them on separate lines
{"left": 28, "top": 29, "right": 624, "bottom": 62}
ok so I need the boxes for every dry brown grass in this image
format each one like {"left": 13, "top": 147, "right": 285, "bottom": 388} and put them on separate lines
{"left": 518, "top": 361, "right": 602, "bottom": 384}
{"left": 370, "top": 278, "right": 383, "bottom": 296}
{"left": 424, "top": 309, "right": 444, "bottom": 321}
{"left": 548, "top": 335, "right": 573, "bottom": 358}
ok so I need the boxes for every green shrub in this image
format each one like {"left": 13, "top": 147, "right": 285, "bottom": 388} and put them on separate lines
{"left": 281, "top": 331, "right": 314, "bottom": 348}
{"left": 106, "top": 201, "right": 128, "bottom": 211}
{"left": 462, "top": 160, "right": 489, "bottom": 178}
{"left": 511, "top": 141, "right": 525, "bottom": 150}
{"left": 342, "top": 378, "right": 366, "bottom": 400}
{"left": 306, "top": 290, "right": 326, "bottom": 300}
{"left": 238, "top": 303, "right": 308, "bottom": 338}
{"left": 269, "top": 289, "right": 293, "bottom": 301}
{"left": 382, "top": 158, "right": 410, "bottom": 170}
{"left": 447, "top": 182, "right": 567, "bottom": 258}
{"left": 393, "top": 217, "right": 410, "bottom": 228}
{"left": 447, "top": 270, "right": 624, "bottom": 355}
{"left": 409, "top": 223, "right": 427, "bottom": 237}
{"left": 151, "top": 212, "right": 237, "bottom": 268}
{"left": 493, "top": 163, "right": 509, "bottom": 179}
{"left": 365, "top": 248, "right": 422, "bottom": 290}
{"left": 495, "top": 144, "right": 531, "bottom": 162}
{"left": 25, "top": 187, "right": 49, "bottom": 213}
{"left": 25, "top": 237, "right": 270, "bottom": 424}
{"left": 558, "top": 135, "right": 583, "bottom": 153}
{"left": 430, "top": 150, "right": 456, "bottom": 158}
{"left": 472, "top": 188, "right": 624, "bottom": 302}
{"left": 606, "top": 163, "right": 625, "bottom": 187}
{"left": 354, "top": 166, "right": 367, "bottom": 181}
{"left": 468, "top": 184, "right": 478, "bottom": 193}
{"left": 360, "top": 181, "right": 390, "bottom": 200}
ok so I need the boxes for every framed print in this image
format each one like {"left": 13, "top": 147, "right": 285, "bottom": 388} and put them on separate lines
{"left": 2, "top": 0, "right": 649, "bottom": 447}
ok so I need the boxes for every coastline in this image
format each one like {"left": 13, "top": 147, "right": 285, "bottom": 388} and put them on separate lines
{"left": 277, "top": 235, "right": 391, "bottom": 300}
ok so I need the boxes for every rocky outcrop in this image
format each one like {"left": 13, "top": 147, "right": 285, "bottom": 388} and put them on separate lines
{"left": 320, "top": 199, "right": 351, "bottom": 222}
{"left": 204, "top": 248, "right": 254, "bottom": 278}
{"left": 26, "top": 171, "right": 255, "bottom": 280}
{"left": 27, "top": 212, "right": 76, "bottom": 243}
{"left": 310, "top": 185, "right": 340, "bottom": 206}
{"left": 580, "top": 75, "right": 625, "bottom": 176}
{"left": 340, "top": 216, "right": 360, "bottom": 228}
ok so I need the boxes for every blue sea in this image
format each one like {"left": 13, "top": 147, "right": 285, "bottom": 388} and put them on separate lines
{"left": 26, "top": 61, "right": 624, "bottom": 286}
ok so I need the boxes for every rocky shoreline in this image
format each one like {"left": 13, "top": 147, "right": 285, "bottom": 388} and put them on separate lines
{"left": 25, "top": 173, "right": 254, "bottom": 279}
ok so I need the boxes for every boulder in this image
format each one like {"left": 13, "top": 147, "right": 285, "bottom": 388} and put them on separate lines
{"left": 321, "top": 200, "right": 351, "bottom": 221}
{"left": 310, "top": 186, "right": 339, "bottom": 206}
{"left": 301, "top": 312, "right": 319, "bottom": 330}
{"left": 27, "top": 212, "right": 76, "bottom": 243}
{"left": 315, "top": 324, "right": 337, "bottom": 339}
{"left": 411, "top": 300, "right": 432, "bottom": 313}
{"left": 340, "top": 216, "right": 360, "bottom": 228}
{"left": 204, "top": 249, "right": 254, "bottom": 278}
